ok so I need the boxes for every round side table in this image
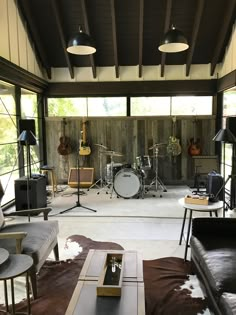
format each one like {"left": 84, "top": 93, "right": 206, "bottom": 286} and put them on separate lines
{"left": 178, "top": 198, "right": 223, "bottom": 261}
{"left": 0, "top": 251, "right": 33, "bottom": 315}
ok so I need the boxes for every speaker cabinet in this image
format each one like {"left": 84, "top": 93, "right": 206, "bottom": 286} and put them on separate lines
{"left": 68, "top": 168, "right": 94, "bottom": 188}
{"left": 15, "top": 176, "right": 47, "bottom": 211}
{"left": 19, "top": 119, "right": 36, "bottom": 145}
{"left": 226, "top": 117, "right": 236, "bottom": 138}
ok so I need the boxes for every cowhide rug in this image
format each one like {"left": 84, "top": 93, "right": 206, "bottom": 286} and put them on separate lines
{"left": 0, "top": 235, "right": 210, "bottom": 315}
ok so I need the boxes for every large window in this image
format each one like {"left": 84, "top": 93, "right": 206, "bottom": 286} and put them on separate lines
{"left": 48, "top": 97, "right": 127, "bottom": 117}
{"left": 48, "top": 95, "right": 212, "bottom": 117}
{"left": 0, "top": 82, "right": 40, "bottom": 206}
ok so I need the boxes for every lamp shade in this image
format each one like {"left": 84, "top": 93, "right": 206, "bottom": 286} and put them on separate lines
{"left": 67, "top": 27, "right": 96, "bottom": 55}
{"left": 212, "top": 128, "right": 236, "bottom": 143}
{"left": 158, "top": 25, "right": 189, "bottom": 53}
{"left": 18, "top": 130, "right": 37, "bottom": 145}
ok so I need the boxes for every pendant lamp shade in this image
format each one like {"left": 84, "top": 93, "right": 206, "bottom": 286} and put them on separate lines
{"left": 67, "top": 26, "right": 96, "bottom": 55}
{"left": 158, "top": 25, "right": 189, "bottom": 53}
{"left": 212, "top": 128, "right": 236, "bottom": 143}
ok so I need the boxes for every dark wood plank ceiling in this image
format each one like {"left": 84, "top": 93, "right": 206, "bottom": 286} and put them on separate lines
{"left": 17, "top": 0, "right": 236, "bottom": 80}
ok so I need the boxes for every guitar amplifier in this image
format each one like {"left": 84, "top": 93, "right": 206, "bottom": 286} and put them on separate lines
{"left": 68, "top": 168, "right": 94, "bottom": 188}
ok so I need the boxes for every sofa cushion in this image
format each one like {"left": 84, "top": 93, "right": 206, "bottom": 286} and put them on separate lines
{"left": 0, "top": 220, "right": 59, "bottom": 265}
{"left": 219, "top": 293, "right": 236, "bottom": 315}
{"left": 0, "top": 208, "right": 5, "bottom": 230}
{"left": 191, "top": 235, "right": 236, "bottom": 298}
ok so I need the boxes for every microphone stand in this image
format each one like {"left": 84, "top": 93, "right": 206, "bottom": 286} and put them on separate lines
{"left": 59, "top": 145, "right": 97, "bottom": 214}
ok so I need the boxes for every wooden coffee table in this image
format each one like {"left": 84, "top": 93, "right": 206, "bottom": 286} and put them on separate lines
{"left": 65, "top": 249, "right": 145, "bottom": 315}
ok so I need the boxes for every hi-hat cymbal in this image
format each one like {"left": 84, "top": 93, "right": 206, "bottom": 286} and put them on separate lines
{"left": 95, "top": 143, "right": 108, "bottom": 149}
{"left": 101, "top": 150, "right": 123, "bottom": 157}
{"left": 149, "top": 143, "right": 167, "bottom": 150}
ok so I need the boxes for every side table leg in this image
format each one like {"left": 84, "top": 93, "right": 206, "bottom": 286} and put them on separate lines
{"left": 184, "top": 210, "right": 192, "bottom": 261}
{"left": 179, "top": 208, "right": 187, "bottom": 245}
{"left": 4, "top": 280, "right": 9, "bottom": 313}
{"left": 11, "top": 278, "right": 16, "bottom": 315}
{"left": 26, "top": 273, "right": 31, "bottom": 315}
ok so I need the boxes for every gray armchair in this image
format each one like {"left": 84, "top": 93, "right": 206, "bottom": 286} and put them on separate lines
{"left": 0, "top": 181, "right": 59, "bottom": 299}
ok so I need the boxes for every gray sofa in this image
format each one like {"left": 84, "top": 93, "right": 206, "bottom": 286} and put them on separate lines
{"left": 190, "top": 217, "right": 236, "bottom": 315}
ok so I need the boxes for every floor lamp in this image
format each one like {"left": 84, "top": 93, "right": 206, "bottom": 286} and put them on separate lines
{"left": 18, "top": 130, "right": 37, "bottom": 215}
{"left": 212, "top": 128, "right": 236, "bottom": 216}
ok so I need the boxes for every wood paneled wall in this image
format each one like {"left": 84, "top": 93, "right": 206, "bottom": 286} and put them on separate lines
{"left": 45, "top": 116, "right": 216, "bottom": 185}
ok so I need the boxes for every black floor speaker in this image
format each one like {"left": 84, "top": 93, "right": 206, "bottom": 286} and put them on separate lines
{"left": 15, "top": 176, "right": 47, "bottom": 211}
{"left": 68, "top": 168, "right": 94, "bottom": 188}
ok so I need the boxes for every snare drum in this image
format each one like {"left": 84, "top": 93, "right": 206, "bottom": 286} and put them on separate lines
{"left": 113, "top": 168, "right": 141, "bottom": 198}
{"left": 105, "top": 163, "right": 123, "bottom": 182}
{"left": 136, "top": 155, "right": 151, "bottom": 170}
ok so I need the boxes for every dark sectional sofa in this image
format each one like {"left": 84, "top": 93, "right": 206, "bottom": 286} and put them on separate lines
{"left": 190, "top": 217, "right": 236, "bottom": 315}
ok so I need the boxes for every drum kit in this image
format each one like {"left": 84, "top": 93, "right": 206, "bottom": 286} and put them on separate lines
{"left": 88, "top": 142, "right": 167, "bottom": 199}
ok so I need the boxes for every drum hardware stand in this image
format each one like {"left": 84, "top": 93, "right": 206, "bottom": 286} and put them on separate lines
{"left": 88, "top": 144, "right": 107, "bottom": 191}
{"left": 147, "top": 146, "right": 167, "bottom": 197}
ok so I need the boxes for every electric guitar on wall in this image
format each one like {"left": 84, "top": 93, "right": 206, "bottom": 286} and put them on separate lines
{"left": 188, "top": 118, "right": 201, "bottom": 156}
{"left": 167, "top": 116, "right": 182, "bottom": 156}
{"left": 57, "top": 118, "right": 72, "bottom": 156}
{"left": 79, "top": 118, "right": 91, "bottom": 156}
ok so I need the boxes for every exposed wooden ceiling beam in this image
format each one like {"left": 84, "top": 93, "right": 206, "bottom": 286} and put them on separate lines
{"left": 51, "top": 0, "right": 74, "bottom": 79}
{"left": 15, "top": 0, "right": 51, "bottom": 79}
{"left": 138, "top": 0, "right": 144, "bottom": 78}
{"left": 110, "top": 0, "right": 119, "bottom": 78}
{"left": 186, "top": 0, "right": 205, "bottom": 76}
{"left": 210, "top": 0, "right": 236, "bottom": 76}
{"left": 81, "top": 0, "right": 96, "bottom": 78}
{"left": 160, "top": 0, "right": 172, "bottom": 77}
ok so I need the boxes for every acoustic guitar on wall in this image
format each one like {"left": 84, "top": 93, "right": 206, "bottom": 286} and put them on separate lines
{"left": 188, "top": 118, "right": 201, "bottom": 156}
{"left": 57, "top": 118, "right": 72, "bottom": 156}
{"left": 79, "top": 118, "right": 91, "bottom": 156}
{"left": 167, "top": 116, "right": 182, "bottom": 156}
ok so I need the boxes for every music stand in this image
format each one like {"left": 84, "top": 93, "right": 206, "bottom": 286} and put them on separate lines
{"left": 60, "top": 147, "right": 97, "bottom": 214}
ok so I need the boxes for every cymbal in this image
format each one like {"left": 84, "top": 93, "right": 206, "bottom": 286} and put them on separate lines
{"left": 95, "top": 143, "right": 108, "bottom": 149}
{"left": 149, "top": 143, "right": 167, "bottom": 150}
{"left": 101, "top": 150, "right": 123, "bottom": 157}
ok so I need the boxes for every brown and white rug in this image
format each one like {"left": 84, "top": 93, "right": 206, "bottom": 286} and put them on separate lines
{"left": 1, "top": 235, "right": 210, "bottom": 315}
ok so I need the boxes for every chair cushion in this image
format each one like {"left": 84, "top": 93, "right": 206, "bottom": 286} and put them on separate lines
{"left": 0, "top": 220, "right": 59, "bottom": 265}
{"left": 219, "top": 293, "right": 236, "bottom": 315}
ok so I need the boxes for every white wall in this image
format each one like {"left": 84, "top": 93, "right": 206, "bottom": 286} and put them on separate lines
{"left": 0, "top": 0, "right": 43, "bottom": 78}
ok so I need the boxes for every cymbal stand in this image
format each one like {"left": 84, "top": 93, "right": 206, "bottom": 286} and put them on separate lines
{"left": 97, "top": 153, "right": 114, "bottom": 196}
{"left": 88, "top": 147, "right": 105, "bottom": 191}
{"left": 147, "top": 146, "right": 167, "bottom": 196}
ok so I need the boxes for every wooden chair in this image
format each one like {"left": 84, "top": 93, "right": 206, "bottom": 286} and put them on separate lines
{"left": 0, "top": 180, "right": 59, "bottom": 299}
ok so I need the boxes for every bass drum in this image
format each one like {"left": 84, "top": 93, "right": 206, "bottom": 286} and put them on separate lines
{"left": 114, "top": 168, "right": 141, "bottom": 199}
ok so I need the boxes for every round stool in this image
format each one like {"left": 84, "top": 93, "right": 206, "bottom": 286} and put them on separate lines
{"left": 40, "top": 165, "right": 57, "bottom": 196}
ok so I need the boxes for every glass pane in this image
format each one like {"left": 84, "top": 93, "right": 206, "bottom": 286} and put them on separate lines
{"left": 0, "top": 115, "right": 17, "bottom": 143}
{"left": 21, "top": 144, "right": 40, "bottom": 174}
{"left": 0, "top": 81, "right": 15, "bottom": 115}
{"left": 47, "top": 98, "right": 87, "bottom": 116}
{"left": 1, "top": 170, "right": 20, "bottom": 205}
{"left": 223, "top": 87, "right": 236, "bottom": 116}
{"left": 0, "top": 143, "right": 19, "bottom": 174}
{"left": 21, "top": 88, "right": 38, "bottom": 118}
{"left": 171, "top": 96, "right": 212, "bottom": 115}
{"left": 131, "top": 97, "right": 170, "bottom": 116}
{"left": 88, "top": 97, "right": 126, "bottom": 116}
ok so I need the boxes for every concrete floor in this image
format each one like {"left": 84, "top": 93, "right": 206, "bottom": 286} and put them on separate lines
{"left": 44, "top": 185, "right": 194, "bottom": 261}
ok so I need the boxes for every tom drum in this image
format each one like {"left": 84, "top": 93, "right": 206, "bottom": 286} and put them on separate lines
{"left": 113, "top": 168, "right": 141, "bottom": 198}
{"left": 105, "top": 163, "right": 123, "bottom": 182}
{"left": 136, "top": 155, "right": 151, "bottom": 170}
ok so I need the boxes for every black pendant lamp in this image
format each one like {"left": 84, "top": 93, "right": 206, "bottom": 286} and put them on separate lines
{"left": 158, "top": 25, "right": 189, "bottom": 53}
{"left": 67, "top": 25, "right": 96, "bottom": 55}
